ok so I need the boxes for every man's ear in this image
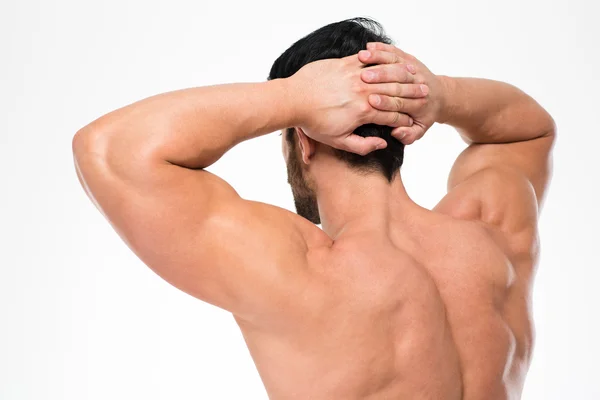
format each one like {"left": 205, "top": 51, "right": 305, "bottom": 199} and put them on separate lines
{"left": 295, "top": 127, "right": 315, "bottom": 165}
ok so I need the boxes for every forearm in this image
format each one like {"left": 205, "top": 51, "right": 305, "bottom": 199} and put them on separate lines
{"left": 437, "top": 76, "right": 556, "bottom": 144}
{"left": 74, "top": 79, "right": 297, "bottom": 169}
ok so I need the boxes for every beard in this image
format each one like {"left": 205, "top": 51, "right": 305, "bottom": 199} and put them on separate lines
{"left": 286, "top": 147, "right": 321, "bottom": 225}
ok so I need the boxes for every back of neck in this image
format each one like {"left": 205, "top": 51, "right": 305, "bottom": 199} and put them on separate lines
{"left": 313, "top": 167, "right": 417, "bottom": 240}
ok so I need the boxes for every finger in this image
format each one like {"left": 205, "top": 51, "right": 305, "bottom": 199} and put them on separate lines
{"left": 391, "top": 124, "right": 426, "bottom": 145}
{"left": 368, "top": 83, "right": 429, "bottom": 98}
{"left": 359, "top": 50, "right": 417, "bottom": 75}
{"left": 362, "top": 64, "right": 415, "bottom": 84}
{"left": 366, "top": 42, "right": 411, "bottom": 59}
{"left": 368, "top": 110, "right": 414, "bottom": 128}
{"left": 341, "top": 134, "right": 387, "bottom": 156}
{"left": 368, "top": 94, "right": 426, "bottom": 115}
{"left": 358, "top": 49, "right": 404, "bottom": 66}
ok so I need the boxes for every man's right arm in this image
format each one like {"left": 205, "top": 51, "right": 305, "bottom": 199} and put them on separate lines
{"left": 429, "top": 75, "right": 556, "bottom": 257}
{"left": 437, "top": 76, "right": 556, "bottom": 209}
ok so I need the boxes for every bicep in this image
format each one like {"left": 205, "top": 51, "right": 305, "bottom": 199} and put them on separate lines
{"left": 76, "top": 150, "right": 313, "bottom": 321}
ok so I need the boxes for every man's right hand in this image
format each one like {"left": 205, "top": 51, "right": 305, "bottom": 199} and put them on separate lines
{"left": 358, "top": 42, "right": 447, "bottom": 145}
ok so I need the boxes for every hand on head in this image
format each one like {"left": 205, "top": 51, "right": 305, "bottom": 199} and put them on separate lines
{"left": 358, "top": 42, "right": 445, "bottom": 145}
{"left": 287, "top": 42, "right": 444, "bottom": 155}
{"left": 287, "top": 53, "right": 414, "bottom": 155}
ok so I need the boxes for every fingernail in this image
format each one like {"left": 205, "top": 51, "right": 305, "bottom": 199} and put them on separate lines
{"left": 420, "top": 84, "right": 429, "bottom": 95}
{"left": 408, "top": 117, "right": 413, "bottom": 125}
{"left": 399, "top": 132, "right": 407, "bottom": 140}
{"left": 407, "top": 64, "right": 417, "bottom": 74}
{"left": 361, "top": 50, "right": 371, "bottom": 58}
{"left": 364, "top": 71, "right": 375, "bottom": 80}
{"left": 371, "top": 94, "right": 380, "bottom": 105}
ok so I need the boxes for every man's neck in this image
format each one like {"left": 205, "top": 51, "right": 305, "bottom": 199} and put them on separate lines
{"left": 313, "top": 165, "right": 417, "bottom": 240}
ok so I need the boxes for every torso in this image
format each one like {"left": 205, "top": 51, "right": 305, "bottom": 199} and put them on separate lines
{"left": 235, "top": 206, "right": 536, "bottom": 400}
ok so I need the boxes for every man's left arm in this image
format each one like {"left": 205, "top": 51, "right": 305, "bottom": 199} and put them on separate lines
{"left": 72, "top": 54, "right": 416, "bottom": 322}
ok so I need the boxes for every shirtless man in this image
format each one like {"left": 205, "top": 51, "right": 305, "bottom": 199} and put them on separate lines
{"left": 72, "top": 18, "right": 555, "bottom": 400}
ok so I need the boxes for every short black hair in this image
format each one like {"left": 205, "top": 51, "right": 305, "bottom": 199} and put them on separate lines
{"left": 268, "top": 17, "right": 404, "bottom": 182}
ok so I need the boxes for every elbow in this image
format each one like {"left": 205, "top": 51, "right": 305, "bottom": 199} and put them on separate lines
{"left": 72, "top": 127, "right": 94, "bottom": 159}
{"left": 72, "top": 125, "right": 111, "bottom": 163}
{"left": 72, "top": 125, "right": 158, "bottom": 184}
{"left": 540, "top": 107, "right": 557, "bottom": 141}
{"left": 544, "top": 114, "right": 557, "bottom": 139}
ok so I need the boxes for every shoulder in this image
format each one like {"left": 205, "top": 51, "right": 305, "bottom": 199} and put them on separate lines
{"left": 433, "top": 167, "right": 540, "bottom": 261}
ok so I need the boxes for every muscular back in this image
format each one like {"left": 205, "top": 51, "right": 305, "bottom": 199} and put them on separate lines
{"left": 74, "top": 121, "right": 549, "bottom": 400}
{"left": 74, "top": 129, "right": 546, "bottom": 399}
{"left": 235, "top": 194, "right": 536, "bottom": 400}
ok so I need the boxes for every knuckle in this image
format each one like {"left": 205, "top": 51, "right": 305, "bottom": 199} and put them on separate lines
{"left": 394, "top": 97, "right": 404, "bottom": 110}
{"left": 395, "top": 83, "right": 403, "bottom": 96}
{"left": 352, "top": 82, "right": 366, "bottom": 94}
{"left": 381, "top": 96, "right": 393, "bottom": 109}
{"left": 358, "top": 101, "right": 372, "bottom": 114}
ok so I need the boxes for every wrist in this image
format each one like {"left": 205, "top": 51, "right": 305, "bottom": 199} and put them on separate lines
{"left": 277, "top": 76, "right": 307, "bottom": 129}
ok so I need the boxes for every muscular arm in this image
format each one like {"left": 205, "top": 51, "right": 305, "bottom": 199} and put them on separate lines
{"left": 75, "top": 81, "right": 298, "bottom": 170}
{"left": 72, "top": 80, "right": 319, "bottom": 321}
{"left": 438, "top": 76, "right": 556, "bottom": 208}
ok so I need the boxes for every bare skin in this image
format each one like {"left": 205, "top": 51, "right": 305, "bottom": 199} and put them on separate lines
{"left": 73, "top": 43, "right": 555, "bottom": 400}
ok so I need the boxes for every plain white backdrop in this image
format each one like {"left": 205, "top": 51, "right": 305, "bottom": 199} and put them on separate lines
{"left": 1, "top": 0, "right": 599, "bottom": 399}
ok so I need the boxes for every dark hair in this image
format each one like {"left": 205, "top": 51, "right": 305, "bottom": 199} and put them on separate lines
{"left": 268, "top": 17, "right": 404, "bottom": 182}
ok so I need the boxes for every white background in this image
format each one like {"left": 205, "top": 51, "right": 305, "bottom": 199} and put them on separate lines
{"left": 1, "top": 0, "right": 599, "bottom": 399}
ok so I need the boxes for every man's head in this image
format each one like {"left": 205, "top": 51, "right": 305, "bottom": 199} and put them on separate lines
{"left": 268, "top": 17, "right": 405, "bottom": 224}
